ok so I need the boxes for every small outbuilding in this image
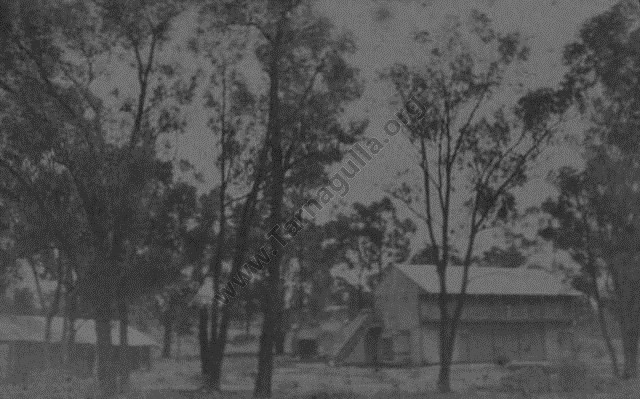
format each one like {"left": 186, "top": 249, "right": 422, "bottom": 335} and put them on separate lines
{"left": 293, "top": 327, "right": 320, "bottom": 359}
{"left": 332, "top": 264, "right": 581, "bottom": 366}
{"left": 0, "top": 315, "right": 158, "bottom": 381}
{"left": 286, "top": 319, "right": 347, "bottom": 360}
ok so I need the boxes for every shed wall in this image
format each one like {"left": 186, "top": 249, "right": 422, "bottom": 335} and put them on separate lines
{"left": 421, "top": 324, "right": 439, "bottom": 364}
{"left": 420, "top": 295, "right": 576, "bottom": 322}
{"left": 420, "top": 322, "right": 553, "bottom": 364}
{"left": 373, "top": 267, "right": 579, "bottom": 366}
{"left": 375, "top": 268, "right": 420, "bottom": 331}
{"left": 0, "top": 341, "right": 150, "bottom": 382}
{"left": 410, "top": 327, "right": 422, "bottom": 365}
{"left": 544, "top": 323, "right": 575, "bottom": 361}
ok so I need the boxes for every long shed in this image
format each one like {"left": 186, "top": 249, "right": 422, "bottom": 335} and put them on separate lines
{"left": 0, "top": 315, "right": 158, "bottom": 381}
{"left": 335, "top": 264, "right": 581, "bottom": 366}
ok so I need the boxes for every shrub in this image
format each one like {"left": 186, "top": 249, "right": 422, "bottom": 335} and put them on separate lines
{"left": 499, "top": 366, "right": 551, "bottom": 395}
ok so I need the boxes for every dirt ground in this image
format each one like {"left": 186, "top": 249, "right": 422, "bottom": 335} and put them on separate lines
{"left": 129, "top": 355, "right": 640, "bottom": 399}
{"left": 127, "top": 329, "right": 640, "bottom": 399}
{"left": 133, "top": 356, "right": 509, "bottom": 394}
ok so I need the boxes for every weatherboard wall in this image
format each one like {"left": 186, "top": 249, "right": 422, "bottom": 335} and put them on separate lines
{"left": 419, "top": 294, "right": 576, "bottom": 322}
{"left": 371, "top": 264, "right": 579, "bottom": 365}
{"left": 374, "top": 266, "right": 420, "bottom": 331}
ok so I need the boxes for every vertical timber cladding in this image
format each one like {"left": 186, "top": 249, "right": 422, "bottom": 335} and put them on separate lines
{"left": 462, "top": 322, "right": 546, "bottom": 362}
{"left": 491, "top": 324, "right": 521, "bottom": 361}
{"left": 420, "top": 322, "right": 546, "bottom": 363}
{"left": 0, "top": 344, "right": 8, "bottom": 379}
{"left": 459, "top": 295, "right": 549, "bottom": 362}
{"left": 466, "top": 324, "right": 496, "bottom": 362}
{"left": 519, "top": 324, "right": 546, "bottom": 361}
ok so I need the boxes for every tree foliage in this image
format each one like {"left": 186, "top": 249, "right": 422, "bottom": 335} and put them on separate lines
{"left": 0, "top": 0, "right": 194, "bottom": 392}
{"left": 539, "top": 1, "right": 640, "bottom": 379}
{"left": 382, "top": 11, "right": 560, "bottom": 392}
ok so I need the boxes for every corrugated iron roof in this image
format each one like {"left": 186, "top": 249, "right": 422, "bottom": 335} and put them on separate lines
{"left": 394, "top": 264, "right": 581, "bottom": 296}
{"left": 0, "top": 315, "right": 158, "bottom": 347}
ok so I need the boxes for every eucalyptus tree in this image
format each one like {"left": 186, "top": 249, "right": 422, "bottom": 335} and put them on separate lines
{"left": 540, "top": 1, "right": 640, "bottom": 379}
{"left": 141, "top": 181, "right": 198, "bottom": 361}
{"left": 382, "top": 11, "right": 563, "bottom": 392}
{"left": 0, "top": 0, "right": 194, "bottom": 394}
{"left": 540, "top": 163, "right": 625, "bottom": 378}
{"left": 320, "top": 198, "right": 415, "bottom": 312}
{"left": 188, "top": 23, "right": 262, "bottom": 377}
{"left": 198, "top": 1, "right": 366, "bottom": 396}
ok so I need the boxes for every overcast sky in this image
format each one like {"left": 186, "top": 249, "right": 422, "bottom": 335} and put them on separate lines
{"left": 10, "top": 0, "right": 624, "bottom": 299}
{"left": 171, "top": 0, "right": 615, "bottom": 261}
{"left": 310, "top": 0, "right": 619, "bottom": 283}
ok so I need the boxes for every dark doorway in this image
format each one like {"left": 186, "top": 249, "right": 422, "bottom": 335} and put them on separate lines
{"left": 364, "top": 327, "right": 382, "bottom": 365}
{"left": 297, "top": 339, "right": 318, "bottom": 359}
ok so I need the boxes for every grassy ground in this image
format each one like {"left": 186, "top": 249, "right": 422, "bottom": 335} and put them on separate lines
{"left": 129, "top": 381, "right": 640, "bottom": 399}
{"left": 128, "top": 355, "right": 640, "bottom": 399}
{"left": 3, "top": 355, "right": 639, "bottom": 398}
{"left": 3, "top": 326, "right": 636, "bottom": 398}
{"left": 125, "top": 327, "right": 636, "bottom": 399}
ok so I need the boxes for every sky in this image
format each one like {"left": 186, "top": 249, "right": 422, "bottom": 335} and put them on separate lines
{"left": 311, "top": 0, "right": 613, "bottom": 202}
{"left": 159, "top": 0, "right": 620, "bottom": 288}
{"left": 167, "top": 0, "right": 617, "bottom": 267}
{"left": 169, "top": 0, "right": 617, "bottom": 198}
{"left": 305, "top": 0, "right": 618, "bottom": 266}
{"left": 10, "top": 0, "right": 623, "bottom": 299}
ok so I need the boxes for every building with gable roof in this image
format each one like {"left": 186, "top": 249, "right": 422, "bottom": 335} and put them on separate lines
{"left": 331, "top": 264, "right": 581, "bottom": 365}
{"left": 0, "top": 315, "right": 158, "bottom": 381}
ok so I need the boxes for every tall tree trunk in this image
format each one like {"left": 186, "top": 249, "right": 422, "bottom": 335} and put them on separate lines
{"left": 436, "top": 259, "right": 453, "bottom": 393}
{"left": 44, "top": 263, "right": 63, "bottom": 369}
{"left": 254, "top": 15, "right": 286, "bottom": 398}
{"left": 584, "top": 255, "right": 620, "bottom": 378}
{"left": 118, "top": 300, "right": 130, "bottom": 391}
{"left": 620, "top": 301, "right": 640, "bottom": 379}
{"left": 198, "top": 306, "right": 210, "bottom": 374}
{"left": 205, "top": 61, "right": 231, "bottom": 391}
{"left": 205, "top": 174, "right": 225, "bottom": 389}
{"left": 594, "top": 297, "right": 620, "bottom": 377}
{"left": 63, "top": 271, "right": 77, "bottom": 369}
{"left": 245, "top": 308, "right": 251, "bottom": 336}
{"left": 436, "top": 295, "right": 453, "bottom": 394}
{"left": 208, "top": 318, "right": 223, "bottom": 392}
{"left": 207, "top": 75, "right": 273, "bottom": 392}
{"left": 28, "top": 257, "right": 47, "bottom": 312}
{"left": 63, "top": 285, "right": 77, "bottom": 368}
{"left": 207, "top": 166, "right": 225, "bottom": 389}
{"left": 194, "top": 266, "right": 210, "bottom": 374}
{"left": 617, "top": 274, "right": 640, "bottom": 380}
{"left": 95, "top": 300, "right": 116, "bottom": 397}
{"left": 162, "top": 309, "right": 173, "bottom": 359}
{"left": 437, "top": 336, "right": 454, "bottom": 393}
{"left": 255, "top": 285, "right": 280, "bottom": 398}
{"left": 274, "top": 307, "right": 285, "bottom": 355}
{"left": 436, "top": 213, "right": 478, "bottom": 393}
{"left": 208, "top": 163, "right": 269, "bottom": 392}
{"left": 621, "top": 319, "right": 639, "bottom": 379}
{"left": 208, "top": 298, "right": 219, "bottom": 387}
